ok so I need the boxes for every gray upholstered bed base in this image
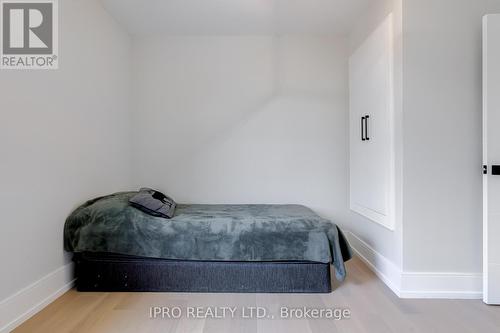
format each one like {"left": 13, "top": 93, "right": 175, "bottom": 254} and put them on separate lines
{"left": 74, "top": 253, "right": 332, "bottom": 293}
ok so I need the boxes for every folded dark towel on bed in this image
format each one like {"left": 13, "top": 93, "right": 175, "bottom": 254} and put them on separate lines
{"left": 129, "top": 188, "right": 176, "bottom": 218}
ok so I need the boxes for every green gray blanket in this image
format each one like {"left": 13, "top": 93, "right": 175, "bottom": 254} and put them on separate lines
{"left": 64, "top": 192, "right": 352, "bottom": 281}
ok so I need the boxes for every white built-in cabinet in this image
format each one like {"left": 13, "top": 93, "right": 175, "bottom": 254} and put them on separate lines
{"left": 349, "top": 13, "right": 395, "bottom": 230}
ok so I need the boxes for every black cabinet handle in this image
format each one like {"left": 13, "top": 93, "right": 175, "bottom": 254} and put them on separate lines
{"left": 361, "top": 116, "right": 366, "bottom": 141}
{"left": 365, "top": 115, "right": 370, "bottom": 141}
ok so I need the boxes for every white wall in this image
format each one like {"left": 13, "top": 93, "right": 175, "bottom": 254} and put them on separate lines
{"left": 347, "top": 0, "right": 500, "bottom": 298}
{"left": 1, "top": 0, "right": 494, "bottom": 316}
{"left": 403, "top": 0, "right": 500, "bottom": 273}
{"left": 347, "top": 0, "right": 403, "bottom": 273}
{"left": 131, "top": 35, "right": 350, "bottom": 223}
{"left": 0, "top": 0, "right": 131, "bottom": 327}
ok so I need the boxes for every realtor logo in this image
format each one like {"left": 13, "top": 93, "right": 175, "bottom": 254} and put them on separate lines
{"left": 1, "top": 0, "right": 58, "bottom": 69}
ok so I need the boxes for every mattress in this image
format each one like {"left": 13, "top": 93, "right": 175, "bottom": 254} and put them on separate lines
{"left": 65, "top": 192, "right": 352, "bottom": 281}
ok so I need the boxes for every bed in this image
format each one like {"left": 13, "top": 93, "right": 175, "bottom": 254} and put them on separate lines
{"left": 64, "top": 192, "right": 352, "bottom": 293}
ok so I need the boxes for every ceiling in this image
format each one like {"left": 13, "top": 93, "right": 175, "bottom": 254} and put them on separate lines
{"left": 101, "top": 0, "right": 372, "bottom": 36}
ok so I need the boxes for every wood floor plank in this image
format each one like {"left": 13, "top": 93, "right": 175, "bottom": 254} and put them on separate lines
{"left": 12, "top": 256, "right": 500, "bottom": 333}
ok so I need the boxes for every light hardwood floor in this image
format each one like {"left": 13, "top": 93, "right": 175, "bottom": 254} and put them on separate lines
{"left": 13, "top": 256, "right": 500, "bottom": 333}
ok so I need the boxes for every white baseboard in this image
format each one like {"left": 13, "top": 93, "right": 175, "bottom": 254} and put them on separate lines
{"left": 400, "top": 272, "right": 482, "bottom": 299}
{"left": 346, "top": 231, "right": 402, "bottom": 296}
{"left": 346, "top": 231, "right": 482, "bottom": 299}
{"left": 0, "top": 263, "right": 75, "bottom": 333}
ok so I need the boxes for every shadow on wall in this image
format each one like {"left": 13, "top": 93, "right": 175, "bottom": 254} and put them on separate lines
{"left": 131, "top": 35, "right": 349, "bottom": 220}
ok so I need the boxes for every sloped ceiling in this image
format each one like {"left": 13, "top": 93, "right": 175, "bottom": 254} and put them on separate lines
{"left": 101, "top": 0, "right": 372, "bottom": 36}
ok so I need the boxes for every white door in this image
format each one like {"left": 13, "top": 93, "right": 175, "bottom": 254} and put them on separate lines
{"left": 483, "top": 14, "right": 500, "bottom": 305}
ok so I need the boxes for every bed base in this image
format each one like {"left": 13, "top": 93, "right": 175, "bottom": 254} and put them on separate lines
{"left": 74, "top": 252, "right": 332, "bottom": 293}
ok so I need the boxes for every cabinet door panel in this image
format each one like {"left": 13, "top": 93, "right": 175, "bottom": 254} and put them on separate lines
{"left": 349, "top": 13, "right": 395, "bottom": 229}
